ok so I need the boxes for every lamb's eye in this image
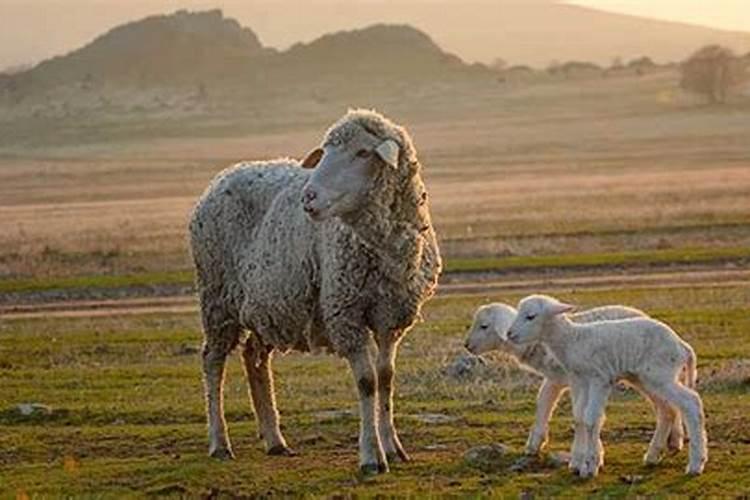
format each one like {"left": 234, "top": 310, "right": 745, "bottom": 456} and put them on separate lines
{"left": 479, "top": 324, "right": 489, "bottom": 330}
{"left": 356, "top": 149, "right": 372, "bottom": 158}
{"left": 525, "top": 314, "right": 536, "bottom": 321}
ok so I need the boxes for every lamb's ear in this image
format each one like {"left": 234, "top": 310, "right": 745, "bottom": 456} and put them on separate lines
{"left": 375, "top": 139, "right": 400, "bottom": 169}
{"left": 548, "top": 301, "right": 575, "bottom": 315}
{"left": 301, "top": 148, "right": 323, "bottom": 169}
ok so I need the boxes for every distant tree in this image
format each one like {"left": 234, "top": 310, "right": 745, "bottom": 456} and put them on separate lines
{"left": 680, "top": 45, "right": 746, "bottom": 103}
{"left": 610, "top": 56, "right": 624, "bottom": 70}
{"left": 490, "top": 57, "right": 508, "bottom": 72}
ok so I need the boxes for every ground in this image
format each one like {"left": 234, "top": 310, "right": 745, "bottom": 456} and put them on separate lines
{"left": 1, "top": 68, "right": 749, "bottom": 496}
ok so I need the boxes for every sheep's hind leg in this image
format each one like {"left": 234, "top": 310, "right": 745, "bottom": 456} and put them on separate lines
{"left": 201, "top": 313, "right": 241, "bottom": 460}
{"left": 376, "top": 335, "right": 409, "bottom": 462}
{"left": 644, "top": 379, "right": 707, "bottom": 475}
{"left": 348, "top": 344, "right": 388, "bottom": 475}
{"left": 241, "top": 336, "right": 294, "bottom": 456}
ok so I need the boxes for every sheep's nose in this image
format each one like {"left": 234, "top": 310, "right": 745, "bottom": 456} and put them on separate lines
{"left": 301, "top": 187, "right": 318, "bottom": 213}
{"left": 507, "top": 331, "right": 517, "bottom": 343}
{"left": 464, "top": 341, "right": 472, "bottom": 352}
{"left": 301, "top": 188, "right": 317, "bottom": 204}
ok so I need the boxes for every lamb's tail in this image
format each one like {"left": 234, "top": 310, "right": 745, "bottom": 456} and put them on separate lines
{"left": 682, "top": 343, "right": 698, "bottom": 390}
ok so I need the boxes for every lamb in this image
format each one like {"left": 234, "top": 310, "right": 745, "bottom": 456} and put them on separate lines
{"left": 506, "top": 294, "right": 706, "bottom": 478}
{"left": 188, "top": 109, "right": 441, "bottom": 475}
{"left": 464, "top": 302, "right": 685, "bottom": 458}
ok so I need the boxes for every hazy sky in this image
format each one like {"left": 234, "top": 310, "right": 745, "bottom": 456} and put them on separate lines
{"left": 1, "top": 0, "right": 749, "bottom": 70}
{"left": 566, "top": 0, "right": 750, "bottom": 32}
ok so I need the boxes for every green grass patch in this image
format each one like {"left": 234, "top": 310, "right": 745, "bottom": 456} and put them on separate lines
{"left": 2, "top": 281, "right": 750, "bottom": 496}
{"left": 0, "top": 270, "right": 193, "bottom": 294}
{"left": 3, "top": 247, "right": 749, "bottom": 295}
{"left": 446, "top": 246, "right": 750, "bottom": 273}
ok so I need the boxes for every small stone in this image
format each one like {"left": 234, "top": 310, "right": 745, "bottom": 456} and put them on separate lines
{"left": 16, "top": 403, "right": 52, "bottom": 416}
{"left": 620, "top": 474, "right": 644, "bottom": 485}
{"left": 444, "top": 353, "right": 486, "bottom": 379}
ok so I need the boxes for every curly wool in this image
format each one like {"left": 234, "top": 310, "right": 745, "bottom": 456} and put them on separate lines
{"left": 189, "top": 109, "right": 442, "bottom": 358}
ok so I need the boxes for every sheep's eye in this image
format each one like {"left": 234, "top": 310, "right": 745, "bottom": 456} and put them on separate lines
{"left": 525, "top": 314, "right": 536, "bottom": 321}
{"left": 356, "top": 149, "right": 372, "bottom": 158}
{"left": 479, "top": 324, "right": 488, "bottom": 330}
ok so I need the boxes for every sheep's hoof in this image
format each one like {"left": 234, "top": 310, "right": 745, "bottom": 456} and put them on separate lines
{"left": 209, "top": 447, "right": 235, "bottom": 461}
{"left": 359, "top": 460, "right": 389, "bottom": 476}
{"left": 268, "top": 445, "right": 297, "bottom": 456}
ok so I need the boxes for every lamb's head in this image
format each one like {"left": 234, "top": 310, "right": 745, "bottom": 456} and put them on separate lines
{"left": 464, "top": 303, "right": 517, "bottom": 355}
{"left": 507, "top": 294, "right": 575, "bottom": 345}
{"left": 300, "top": 108, "right": 419, "bottom": 221}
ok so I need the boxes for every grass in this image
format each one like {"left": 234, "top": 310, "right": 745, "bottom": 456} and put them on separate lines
{"left": 443, "top": 246, "right": 750, "bottom": 273}
{"left": 3, "top": 246, "right": 749, "bottom": 296}
{"left": 1, "top": 281, "right": 749, "bottom": 496}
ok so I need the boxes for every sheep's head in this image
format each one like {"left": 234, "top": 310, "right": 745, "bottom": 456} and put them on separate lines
{"left": 464, "top": 303, "right": 517, "bottom": 355}
{"left": 300, "top": 109, "right": 417, "bottom": 221}
{"left": 507, "top": 295, "right": 574, "bottom": 345}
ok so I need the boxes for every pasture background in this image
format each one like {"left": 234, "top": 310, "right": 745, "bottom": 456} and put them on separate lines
{"left": 1, "top": 66, "right": 750, "bottom": 496}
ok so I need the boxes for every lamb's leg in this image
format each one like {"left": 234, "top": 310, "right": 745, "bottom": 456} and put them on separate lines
{"left": 579, "top": 380, "right": 611, "bottom": 478}
{"left": 632, "top": 381, "right": 684, "bottom": 462}
{"left": 202, "top": 333, "right": 240, "bottom": 460}
{"left": 646, "top": 380, "right": 707, "bottom": 475}
{"left": 525, "top": 379, "right": 567, "bottom": 455}
{"left": 348, "top": 344, "right": 388, "bottom": 475}
{"left": 241, "top": 337, "right": 293, "bottom": 456}
{"left": 568, "top": 380, "right": 588, "bottom": 474}
{"left": 667, "top": 405, "right": 685, "bottom": 452}
{"left": 376, "top": 335, "right": 409, "bottom": 462}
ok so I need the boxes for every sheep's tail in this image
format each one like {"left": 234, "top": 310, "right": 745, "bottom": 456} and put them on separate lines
{"left": 682, "top": 343, "right": 698, "bottom": 390}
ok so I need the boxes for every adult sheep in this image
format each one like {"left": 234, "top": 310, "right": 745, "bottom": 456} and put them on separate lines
{"left": 188, "top": 109, "right": 442, "bottom": 475}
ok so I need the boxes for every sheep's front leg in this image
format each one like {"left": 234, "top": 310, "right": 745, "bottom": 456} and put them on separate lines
{"left": 525, "top": 379, "right": 566, "bottom": 455}
{"left": 579, "top": 380, "right": 611, "bottom": 478}
{"left": 348, "top": 345, "right": 388, "bottom": 475}
{"left": 376, "top": 335, "right": 409, "bottom": 462}
{"left": 241, "top": 337, "right": 294, "bottom": 456}
{"left": 568, "top": 380, "right": 588, "bottom": 473}
{"left": 203, "top": 340, "right": 236, "bottom": 460}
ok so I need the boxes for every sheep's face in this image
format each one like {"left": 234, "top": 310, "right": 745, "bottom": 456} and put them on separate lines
{"left": 464, "top": 303, "right": 517, "bottom": 355}
{"left": 507, "top": 295, "right": 574, "bottom": 345}
{"left": 301, "top": 130, "right": 399, "bottom": 221}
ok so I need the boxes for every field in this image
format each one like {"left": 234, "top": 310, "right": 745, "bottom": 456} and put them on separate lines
{"left": 1, "top": 69, "right": 750, "bottom": 496}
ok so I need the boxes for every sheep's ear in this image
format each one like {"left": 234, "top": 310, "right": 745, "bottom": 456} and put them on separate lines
{"left": 375, "top": 139, "right": 400, "bottom": 169}
{"left": 301, "top": 148, "right": 323, "bottom": 169}
{"left": 548, "top": 302, "right": 575, "bottom": 315}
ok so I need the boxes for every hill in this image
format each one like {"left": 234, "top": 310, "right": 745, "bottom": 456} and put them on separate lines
{"left": 0, "top": 10, "right": 489, "bottom": 118}
{"left": 9, "top": 9, "right": 268, "bottom": 90}
{"left": 219, "top": 0, "right": 750, "bottom": 67}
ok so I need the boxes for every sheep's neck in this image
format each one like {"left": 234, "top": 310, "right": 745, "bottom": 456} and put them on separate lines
{"left": 345, "top": 173, "right": 429, "bottom": 268}
{"left": 542, "top": 316, "right": 578, "bottom": 368}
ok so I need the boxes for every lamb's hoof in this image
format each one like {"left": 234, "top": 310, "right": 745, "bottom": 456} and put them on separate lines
{"left": 668, "top": 439, "right": 684, "bottom": 453}
{"left": 643, "top": 452, "right": 661, "bottom": 466}
{"left": 209, "top": 447, "right": 235, "bottom": 461}
{"left": 685, "top": 462, "right": 705, "bottom": 476}
{"left": 268, "top": 445, "right": 297, "bottom": 456}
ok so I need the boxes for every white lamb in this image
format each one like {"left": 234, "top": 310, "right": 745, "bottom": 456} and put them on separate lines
{"left": 464, "top": 302, "right": 685, "bottom": 459}
{"left": 506, "top": 294, "right": 706, "bottom": 478}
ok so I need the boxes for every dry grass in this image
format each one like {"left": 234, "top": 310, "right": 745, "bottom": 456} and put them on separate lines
{"left": 1, "top": 71, "right": 749, "bottom": 279}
